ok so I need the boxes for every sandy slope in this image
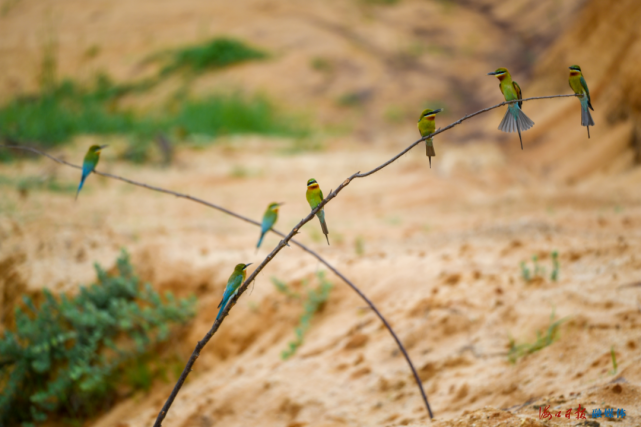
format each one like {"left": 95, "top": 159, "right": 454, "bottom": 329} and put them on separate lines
{"left": 1, "top": 138, "right": 641, "bottom": 426}
{"left": 1, "top": 0, "right": 641, "bottom": 426}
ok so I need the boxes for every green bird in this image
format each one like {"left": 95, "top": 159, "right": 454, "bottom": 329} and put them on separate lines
{"left": 216, "top": 263, "right": 252, "bottom": 320}
{"left": 417, "top": 108, "right": 443, "bottom": 168}
{"left": 487, "top": 68, "right": 535, "bottom": 149}
{"left": 257, "top": 202, "right": 283, "bottom": 250}
{"left": 76, "top": 144, "right": 107, "bottom": 201}
{"left": 306, "top": 178, "right": 329, "bottom": 245}
{"left": 568, "top": 65, "right": 595, "bottom": 138}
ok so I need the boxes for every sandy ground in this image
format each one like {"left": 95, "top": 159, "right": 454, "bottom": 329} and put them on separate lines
{"left": 1, "top": 136, "right": 641, "bottom": 427}
{"left": 1, "top": 0, "right": 641, "bottom": 426}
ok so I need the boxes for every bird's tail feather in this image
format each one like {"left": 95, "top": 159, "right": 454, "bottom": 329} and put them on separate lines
{"left": 425, "top": 139, "right": 435, "bottom": 157}
{"left": 256, "top": 231, "right": 266, "bottom": 250}
{"left": 498, "top": 105, "right": 535, "bottom": 134}
{"left": 216, "top": 297, "right": 226, "bottom": 320}
{"left": 317, "top": 210, "right": 330, "bottom": 245}
{"left": 75, "top": 175, "right": 87, "bottom": 201}
{"left": 581, "top": 104, "right": 595, "bottom": 127}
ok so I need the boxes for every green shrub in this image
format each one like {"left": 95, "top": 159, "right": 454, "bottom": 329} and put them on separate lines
{"left": 273, "top": 271, "right": 333, "bottom": 359}
{"left": 158, "top": 37, "right": 267, "bottom": 76}
{"left": 0, "top": 250, "right": 196, "bottom": 426}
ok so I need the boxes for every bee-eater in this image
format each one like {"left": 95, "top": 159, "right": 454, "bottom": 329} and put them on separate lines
{"left": 417, "top": 108, "right": 443, "bottom": 168}
{"left": 216, "top": 263, "right": 252, "bottom": 320}
{"left": 256, "top": 202, "right": 283, "bottom": 250}
{"left": 568, "top": 65, "right": 594, "bottom": 138}
{"left": 306, "top": 178, "right": 329, "bottom": 245}
{"left": 487, "top": 68, "right": 534, "bottom": 149}
{"left": 75, "top": 144, "right": 107, "bottom": 200}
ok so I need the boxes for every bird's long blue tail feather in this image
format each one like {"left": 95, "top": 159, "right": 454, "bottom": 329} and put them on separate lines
{"left": 75, "top": 173, "right": 88, "bottom": 201}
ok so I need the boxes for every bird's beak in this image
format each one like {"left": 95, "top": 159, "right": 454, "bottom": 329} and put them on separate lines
{"left": 99, "top": 145, "right": 109, "bottom": 149}
{"left": 243, "top": 263, "right": 252, "bottom": 270}
{"left": 432, "top": 108, "right": 443, "bottom": 114}
{"left": 487, "top": 71, "right": 498, "bottom": 76}
{"left": 277, "top": 202, "right": 285, "bottom": 206}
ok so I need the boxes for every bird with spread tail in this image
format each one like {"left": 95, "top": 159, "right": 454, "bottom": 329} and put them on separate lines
{"left": 75, "top": 144, "right": 107, "bottom": 200}
{"left": 417, "top": 108, "right": 443, "bottom": 168}
{"left": 487, "top": 68, "right": 534, "bottom": 149}
{"left": 306, "top": 178, "right": 329, "bottom": 245}
{"left": 256, "top": 202, "right": 283, "bottom": 250}
{"left": 216, "top": 263, "right": 252, "bottom": 320}
{"left": 568, "top": 65, "right": 594, "bottom": 138}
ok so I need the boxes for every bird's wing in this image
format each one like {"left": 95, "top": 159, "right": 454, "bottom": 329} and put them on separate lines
{"left": 513, "top": 81, "right": 523, "bottom": 109}
{"left": 580, "top": 76, "right": 593, "bottom": 110}
{"left": 318, "top": 188, "right": 324, "bottom": 201}
{"left": 218, "top": 273, "right": 244, "bottom": 308}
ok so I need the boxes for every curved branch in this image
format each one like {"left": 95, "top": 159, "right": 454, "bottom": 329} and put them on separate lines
{"left": 1, "top": 92, "right": 578, "bottom": 425}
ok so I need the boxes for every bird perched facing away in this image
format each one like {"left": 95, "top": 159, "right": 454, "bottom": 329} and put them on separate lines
{"left": 76, "top": 144, "right": 107, "bottom": 200}
{"left": 568, "top": 65, "right": 594, "bottom": 138}
{"left": 256, "top": 202, "right": 283, "bottom": 250}
{"left": 487, "top": 68, "right": 534, "bottom": 149}
{"left": 306, "top": 178, "right": 329, "bottom": 245}
{"left": 216, "top": 263, "right": 252, "bottom": 321}
{"left": 417, "top": 108, "right": 443, "bottom": 168}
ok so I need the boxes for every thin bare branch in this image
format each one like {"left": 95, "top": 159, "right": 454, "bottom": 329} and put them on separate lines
{"left": 1, "top": 92, "right": 579, "bottom": 425}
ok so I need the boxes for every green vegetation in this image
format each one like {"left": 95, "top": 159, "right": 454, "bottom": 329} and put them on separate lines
{"left": 609, "top": 346, "right": 618, "bottom": 375}
{"left": 157, "top": 37, "right": 266, "bottom": 76}
{"left": 0, "top": 250, "right": 196, "bottom": 426}
{"left": 520, "top": 251, "right": 560, "bottom": 283}
{"left": 272, "top": 271, "right": 333, "bottom": 359}
{"left": 0, "top": 36, "right": 305, "bottom": 163}
{"left": 507, "top": 309, "right": 568, "bottom": 363}
{"left": 355, "top": 235, "right": 365, "bottom": 256}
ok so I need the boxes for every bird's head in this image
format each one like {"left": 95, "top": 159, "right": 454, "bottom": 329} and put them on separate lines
{"left": 307, "top": 178, "right": 318, "bottom": 188}
{"left": 418, "top": 108, "right": 443, "bottom": 122}
{"left": 488, "top": 68, "right": 509, "bottom": 80}
{"left": 569, "top": 65, "right": 582, "bottom": 74}
{"left": 89, "top": 144, "right": 108, "bottom": 154}
{"left": 268, "top": 202, "right": 283, "bottom": 212}
{"left": 235, "top": 263, "right": 252, "bottom": 272}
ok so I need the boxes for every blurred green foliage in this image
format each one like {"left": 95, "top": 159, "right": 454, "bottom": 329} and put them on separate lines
{"left": 0, "top": 37, "right": 305, "bottom": 163}
{"left": 272, "top": 271, "right": 333, "bottom": 359}
{"left": 0, "top": 250, "right": 196, "bottom": 426}
{"left": 157, "top": 37, "right": 267, "bottom": 76}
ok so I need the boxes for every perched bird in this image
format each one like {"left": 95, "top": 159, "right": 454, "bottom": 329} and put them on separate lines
{"left": 487, "top": 68, "right": 534, "bottom": 149}
{"left": 417, "top": 108, "right": 443, "bottom": 168}
{"left": 216, "top": 263, "right": 252, "bottom": 320}
{"left": 306, "top": 178, "right": 329, "bottom": 245}
{"left": 568, "top": 65, "right": 595, "bottom": 138}
{"left": 76, "top": 144, "right": 107, "bottom": 200}
{"left": 256, "top": 202, "right": 283, "bottom": 250}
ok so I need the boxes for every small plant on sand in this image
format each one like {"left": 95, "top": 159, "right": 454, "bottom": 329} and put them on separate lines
{"left": 508, "top": 308, "right": 568, "bottom": 363}
{"left": 0, "top": 250, "right": 196, "bottom": 426}
{"left": 609, "top": 346, "right": 618, "bottom": 375}
{"left": 272, "top": 271, "right": 333, "bottom": 359}
{"left": 520, "top": 251, "right": 560, "bottom": 283}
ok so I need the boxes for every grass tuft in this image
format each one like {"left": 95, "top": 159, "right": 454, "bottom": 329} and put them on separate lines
{"left": 272, "top": 271, "right": 333, "bottom": 359}
{"left": 508, "top": 308, "right": 568, "bottom": 363}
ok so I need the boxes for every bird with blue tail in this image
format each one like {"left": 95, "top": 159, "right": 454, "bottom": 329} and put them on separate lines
{"left": 256, "top": 202, "right": 283, "bottom": 251}
{"left": 487, "top": 68, "right": 534, "bottom": 149}
{"left": 568, "top": 65, "right": 594, "bottom": 138}
{"left": 417, "top": 108, "right": 442, "bottom": 168}
{"left": 216, "top": 263, "right": 252, "bottom": 321}
{"left": 75, "top": 144, "right": 107, "bottom": 200}
{"left": 306, "top": 178, "right": 329, "bottom": 245}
